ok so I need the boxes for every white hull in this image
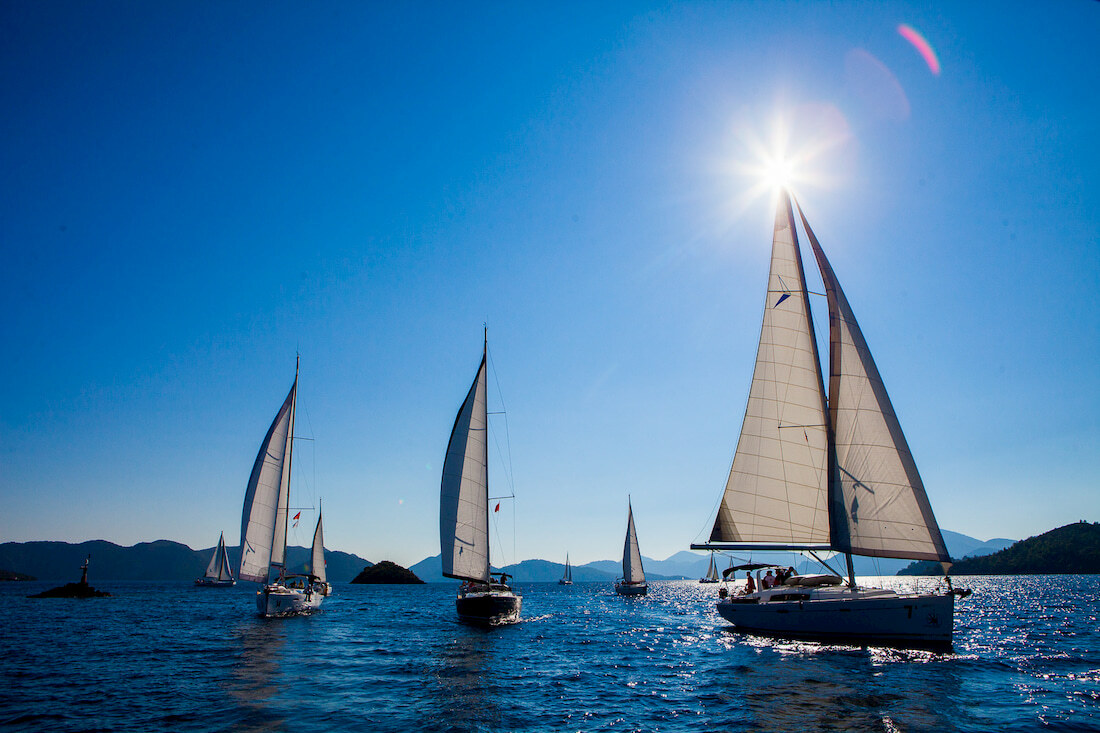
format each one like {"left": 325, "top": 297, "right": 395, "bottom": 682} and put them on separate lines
{"left": 194, "top": 577, "right": 236, "bottom": 587}
{"left": 716, "top": 585, "right": 954, "bottom": 648}
{"left": 615, "top": 581, "right": 648, "bottom": 596}
{"left": 256, "top": 583, "right": 325, "bottom": 617}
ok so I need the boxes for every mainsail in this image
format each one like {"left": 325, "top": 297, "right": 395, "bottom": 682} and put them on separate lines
{"left": 708, "top": 192, "right": 831, "bottom": 548}
{"left": 622, "top": 503, "right": 645, "bottom": 583}
{"left": 562, "top": 554, "right": 572, "bottom": 582}
{"left": 239, "top": 374, "right": 297, "bottom": 584}
{"left": 310, "top": 505, "right": 326, "bottom": 583}
{"left": 439, "top": 345, "right": 491, "bottom": 583}
{"left": 695, "top": 190, "right": 949, "bottom": 566}
{"left": 797, "top": 205, "right": 950, "bottom": 563}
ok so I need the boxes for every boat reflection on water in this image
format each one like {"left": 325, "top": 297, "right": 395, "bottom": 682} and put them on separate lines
{"left": 705, "top": 631, "right": 966, "bottom": 731}
{"left": 226, "top": 620, "right": 288, "bottom": 732}
{"left": 427, "top": 629, "right": 503, "bottom": 730}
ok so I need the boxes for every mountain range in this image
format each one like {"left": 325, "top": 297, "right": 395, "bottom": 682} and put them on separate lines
{"left": 0, "top": 528, "right": 1014, "bottom": 584}
{"left": 0, "top": 540, "right": 372, "bottom": 583}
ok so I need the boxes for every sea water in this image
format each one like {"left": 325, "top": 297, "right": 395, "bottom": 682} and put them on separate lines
{"left": 1, "top": 575, "right": 1097, "bottom": 732}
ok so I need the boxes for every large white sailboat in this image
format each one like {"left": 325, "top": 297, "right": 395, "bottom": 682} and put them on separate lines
{"left": 559, "top": 554, "right": 573, "bottom": 585}
{"left": 614, "top": 500, "right": 647, "bottom": 596}
{"left": 440, "top": 331, "right": 521, "bottom": 625}
{"left": 195, "top": 531, "right": 236, "bottom": 587}
{"left": 238, "top": 357, "right": 326, "bottom": 617}
{"left": 691, "top": 190, "right": 963, "bottom": 648}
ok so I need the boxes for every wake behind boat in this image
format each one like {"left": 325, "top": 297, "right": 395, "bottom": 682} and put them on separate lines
{"left": 238, "top": 356, "right": 328, "bottom": 617}
{"left": 614, "top": 500, "right": 647, "bottom": 596}
{"left": 195, "top": 531, "right": 236, "bottom": 587}
{"left": 691, "top": 190, "right": 966, "bottom": 649}
{"left": 440, "top": 330, "right": 521, "bottom": 625}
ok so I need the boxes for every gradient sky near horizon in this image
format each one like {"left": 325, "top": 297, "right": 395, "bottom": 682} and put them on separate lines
{"left": 2, "top": 1, "right": 1097, "bottom": 569}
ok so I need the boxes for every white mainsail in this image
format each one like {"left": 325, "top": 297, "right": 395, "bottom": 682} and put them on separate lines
{"left": 205, "top": 532, "right": 234, "bottom": 581}
{"left": 709, "top": 192, "right": 831, "bottom": 548}
{"left": 239, "top": 376, "right": 297, "bottom": 584}
{"left": 563, "top": 554, "right": 572, "bottom": 582}
{"left": 439, "top": 347, "right": 491, "bottom": 583}
{"left": 310, "top": 506, "right": 326, "bottom": 583}
{"left": 797, "top": 205, "right": 950, "bottom": 563}
{"left": 622, "top": 503, "right": 645, "bottom": 583}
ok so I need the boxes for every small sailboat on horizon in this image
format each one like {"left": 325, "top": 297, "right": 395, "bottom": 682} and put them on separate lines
{"left": 559, "top": 554, "right": 573, "bottom": 585}
{"left": 691, "top": 189, "right": 965, "bottom": 648}
{"left": 238, "top": 356, "right": 327, "bottom": 617}
{"left": 699, "top": 553, "right": 720, "bottom": 584}
{"left": 195, "top": 531, "right": 236, "bottom": 587}
{"left": 614, "top": 500, "right": 647, "bottom": 596}
{"left": 440, "top": 330, "right": 521, "bottom": 625}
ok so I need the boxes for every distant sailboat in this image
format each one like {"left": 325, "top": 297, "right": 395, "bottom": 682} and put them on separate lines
{"left": 309, "top": 501, "right": 331, "bottom": 597}
{"left": 440, "top": 331, "right": 521, "bottom": 624}
{"left": 699, "top": 553, "right": 720, "bottom": 584}
{"left": 559, "top": 554, "right": 573, "bottom": 585}
{"left": 691, "top": 190, "right": 963, "bottom": 648}
{"left": 195, "top": 531, "right": 236, "bottom": 587}
{"left": 239, "top": 356, "right": 326, "bottom": 617}
{"left": 614, "top": 500, "right": 647, "bottom": 596}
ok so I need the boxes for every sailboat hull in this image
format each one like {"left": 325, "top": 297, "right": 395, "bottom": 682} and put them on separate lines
{"left": 615, "top": 581, "right": 648, "bottom": 596}
{"left": 194, "top": 578, "right": 236, "bottom": 587}
{"left": 456, "top": 588, "right": 521, "bottom": 625}
{"left": 716, "top": 587, "right": 954, "bottom": 649}
{"left": 256, "top": 583, "right": 324, "bottom": 617}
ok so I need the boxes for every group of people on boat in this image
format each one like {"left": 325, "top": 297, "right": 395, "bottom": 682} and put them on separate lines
{"left": 739, "top": 566, "right": 798, "bottom": 595}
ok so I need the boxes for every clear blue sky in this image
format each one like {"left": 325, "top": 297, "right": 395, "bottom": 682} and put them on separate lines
{"left": 2, "top": 1, "right": 1097, "bottom": 568}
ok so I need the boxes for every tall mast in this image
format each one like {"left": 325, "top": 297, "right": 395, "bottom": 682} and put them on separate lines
{"left": 280, "top": 354, "right": 299, "bottom": 579}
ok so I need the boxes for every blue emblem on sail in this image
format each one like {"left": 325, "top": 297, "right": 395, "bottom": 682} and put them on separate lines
{"left": 774, "top": 293, "right": 791, "bottom": 308}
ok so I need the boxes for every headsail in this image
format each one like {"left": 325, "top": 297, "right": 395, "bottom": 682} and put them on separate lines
{"left": 708, "top": 191, "right": 831, "bottom": 548}
{"left": 439, "top": 346, "right": 491, "bottom": 583}
{"left": 797, "top": 204, "right": 951, "bottom": 563}
{"left": 309, "top": 505, "right": 326, "bottom": 583}
{"left": 239, "top": 375, "right": 297, "bottom": 584}
{"left": 622, "top": 502, "right": 645, "bottom": 583}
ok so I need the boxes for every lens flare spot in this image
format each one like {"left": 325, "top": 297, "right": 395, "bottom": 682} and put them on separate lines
{"left": 898, "top": 24, "right": 941, "bottom": 76}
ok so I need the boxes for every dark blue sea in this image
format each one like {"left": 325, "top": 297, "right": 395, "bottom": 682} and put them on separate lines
{"left": 2, "top": 576, "right": 1097, "bottom": 732}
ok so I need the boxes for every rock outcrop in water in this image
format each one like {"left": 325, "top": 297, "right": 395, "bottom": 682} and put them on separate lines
{"left": 351, "top": 561, "right": 424, "bottom": 584}
{"left": 29, "top": 554, "right": 111, "bottom": 598}
{"left": 898, "top": 521, "right": 1100, "bottom": 575}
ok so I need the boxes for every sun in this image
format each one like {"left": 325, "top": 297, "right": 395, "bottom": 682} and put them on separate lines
{"left": 717, "top": 104, "right": 854, "bottom": 221}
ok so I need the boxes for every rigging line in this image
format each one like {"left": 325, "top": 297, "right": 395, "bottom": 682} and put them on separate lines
{"left": 486, "top": 346, "right": 516, "bottom": 496}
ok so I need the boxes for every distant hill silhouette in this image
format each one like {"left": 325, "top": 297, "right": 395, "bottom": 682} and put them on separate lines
{"left": 898, "top": 522, "right": 1099, "bottom": 575}
{"left": 351, "top": 561, "right": 423, "bottom": 584}
{"left": 0, "top": 540, "right": 372, "bottom": 582}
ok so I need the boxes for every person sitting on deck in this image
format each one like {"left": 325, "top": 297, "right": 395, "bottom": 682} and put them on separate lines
{"left": 744, "top": 572, "right": 756, "bottom": 595}
{"left": 762, "top": 570, "right": 775, "bottom": 589}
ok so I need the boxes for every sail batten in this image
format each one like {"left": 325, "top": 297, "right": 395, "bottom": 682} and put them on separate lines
{"left": 709, "top": 191, "right": 831, "bottom": 547}
{"left": 440, "top": 354, "right": 491, "bottom": 583}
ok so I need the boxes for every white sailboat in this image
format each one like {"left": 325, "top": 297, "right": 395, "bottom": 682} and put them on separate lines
{"left": 239, "top": 356, "right": 326, "bottom": 617}
{"left": 691, "top": 190, "right": 963, "bottom": 648}
{"left": 699, "top": 553, "right": 720, "bottom": 584}
{"left": 559, "top": 554, "right": 573, "bottom": 585}
{"left": 195, "top": 531, "right": 236, "bottom": 587}
{"left": 614, "top": 500, "right": 647, "bottom": 596}
{"left": 309, "top": 501, "right": 331, "bottom": 597}
{"left": 440, "top": 331, "right": 521, "bottom": 625}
